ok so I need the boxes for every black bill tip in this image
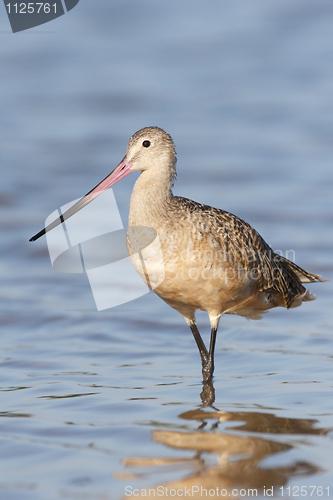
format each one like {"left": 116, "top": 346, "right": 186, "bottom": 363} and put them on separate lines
{"left": 29, "top": 213, "right": 65, "bottom": 242}
{"left": 29, "top": 228, "right": 46, "bottom": 242}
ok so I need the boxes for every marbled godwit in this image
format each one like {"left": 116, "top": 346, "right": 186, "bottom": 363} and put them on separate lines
{"left": 30, "top": 127, "right": 325, "bottom": 382}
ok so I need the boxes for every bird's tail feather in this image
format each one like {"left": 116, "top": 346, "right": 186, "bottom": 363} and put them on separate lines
{"left": 278, "top": 257, "right": 327, "bottom": 283}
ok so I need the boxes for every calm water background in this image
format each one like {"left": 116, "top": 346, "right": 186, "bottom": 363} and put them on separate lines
{"left": 1, "top": 1, "right": 333, "bottom": 499}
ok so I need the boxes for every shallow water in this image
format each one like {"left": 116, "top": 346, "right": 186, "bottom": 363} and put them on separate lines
{"left": 1, "top": 1, "right": 333, "bottom": 499}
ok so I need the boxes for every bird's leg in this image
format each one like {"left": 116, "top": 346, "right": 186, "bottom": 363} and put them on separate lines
{"left": 202, "top": 327, "right": 217, "bottom": 382}
{"left": 190, "top": 323, "right": 209, "bottom": 366}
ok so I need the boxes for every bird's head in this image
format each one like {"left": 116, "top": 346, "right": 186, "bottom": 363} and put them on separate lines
{"left": 29, "top": 127, "right": 176, "bottom": 241}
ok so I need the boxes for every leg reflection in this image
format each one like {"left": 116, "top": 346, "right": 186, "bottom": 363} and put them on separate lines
{"left": 200, "top": 380, "right": 216, "bottom": 407}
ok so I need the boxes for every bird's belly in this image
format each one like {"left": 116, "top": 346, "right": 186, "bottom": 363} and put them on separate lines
{"left": 153, "top": 264, "right": 282, "bottom": 320}
{"left": 127, "top": 225, "right": 264, "bottom": 317}
{"left": 166, "top": 263, "right": 254, "bottom": 307}
{"left": 130, "top": 245, "right": 257, "bottom": 315}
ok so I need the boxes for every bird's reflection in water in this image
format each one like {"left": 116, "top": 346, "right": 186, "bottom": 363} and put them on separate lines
{"left": 116, "top": 382, "right": 329, "bottom": 499}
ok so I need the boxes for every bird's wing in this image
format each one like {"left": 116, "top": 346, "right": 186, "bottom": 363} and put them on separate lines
{"left": 174, "top": 197, "right": 316, "bottom": 308}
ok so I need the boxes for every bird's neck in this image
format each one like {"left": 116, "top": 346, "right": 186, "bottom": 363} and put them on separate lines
{"left": 128, "top": 165, "right": 175, "bottom": 228}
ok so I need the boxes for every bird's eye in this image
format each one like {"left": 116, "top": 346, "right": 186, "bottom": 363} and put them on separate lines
{"left": 142, "top": 140, "right": 151, "bottom": 148}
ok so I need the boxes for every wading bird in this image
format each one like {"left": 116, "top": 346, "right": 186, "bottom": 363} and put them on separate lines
{"left": 30, "top": 127, "right": 325, "bottom": 382}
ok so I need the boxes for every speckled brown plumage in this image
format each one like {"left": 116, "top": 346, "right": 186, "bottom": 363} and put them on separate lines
{"left": 168, "top": 196, "right": 322, "bottom": 309}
